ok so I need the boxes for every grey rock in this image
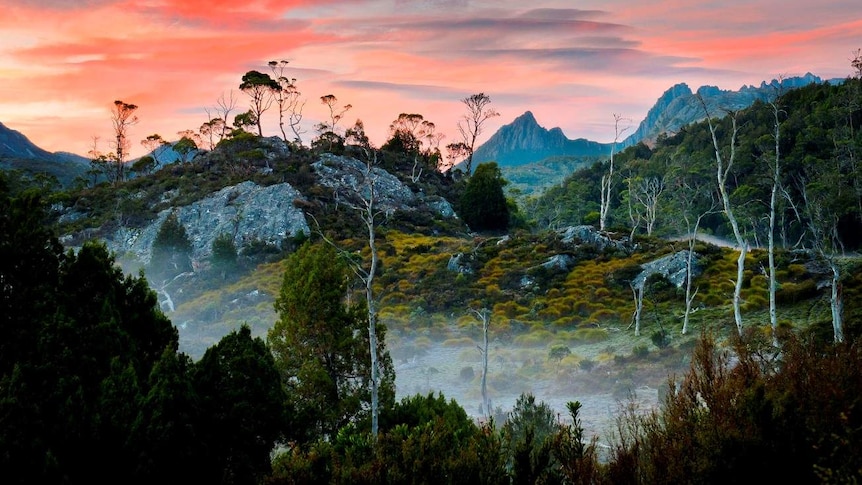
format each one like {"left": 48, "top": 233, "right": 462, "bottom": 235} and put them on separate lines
{"left": 312, "top": 154, "right": 456, "bottom": 218}
{"left": 632, "top": 250, "right": 701, "bottom": 290}
{"left": 447, "top": 253, "right": 474, "bottom": 274}
{"left": 541, "top": 254, "right": 575, "bottom": 271}
{"left": 105, "top": 180, "right": 309, "bottom": 264}
{"left": 557, "top": 225, "right": 631, "bottom": 252}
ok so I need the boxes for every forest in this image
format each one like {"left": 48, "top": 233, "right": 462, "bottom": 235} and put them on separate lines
{"left": 1, "top": 64, "right": 862, "bottom": 484}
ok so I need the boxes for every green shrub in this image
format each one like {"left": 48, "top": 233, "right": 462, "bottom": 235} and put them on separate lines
{"left": 632, "top": 345, "right": 649, "bottom": 359}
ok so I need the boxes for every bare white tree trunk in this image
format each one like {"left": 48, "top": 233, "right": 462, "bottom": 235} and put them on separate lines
{"left": 699, "top": 97, "right": 747, "bottom": 336}
{"left": 682, "top": 245, "right": 699, "bottom": 335}
{"left": 600, "top": 114, "right": 629, "bottom": 231}
{"left": 767, "top": 100, "right": 782, "bottom": 347}
{"left": 471, "top": 308, "right": 491, "bottom": 418}
{"left": 800, "top": 183, "right": 845, "bottom": 344}
{"left": 830, "top": 261, "right": 845, "bottom": 343}
{"left": 631, "top": 283, "right": 644, "bottom": 337}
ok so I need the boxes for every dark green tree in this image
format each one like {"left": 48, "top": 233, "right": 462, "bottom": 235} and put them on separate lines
{"left": 211, "top": 232, "right": 238, "bottom": 280}
{"left": 458, "top": 161, "right": 510, "bottom": 232}
{"left": 193, "top": 325, "right": 288, "bottom": 485}
{"left": 269, "top": 242, "right": 394, "bottom": 443}
{"left": 149, "top": 211, "right": 193, "bottom": 283}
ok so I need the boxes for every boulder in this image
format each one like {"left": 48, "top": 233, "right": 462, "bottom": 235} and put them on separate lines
{"left": 106, "top": 180, "right": 309, "bottom": 264}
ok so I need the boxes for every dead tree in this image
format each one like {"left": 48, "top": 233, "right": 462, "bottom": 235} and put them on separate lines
{"left": 470, "top": 308, "right": 491, "bottom": 418}
{"left": 698, "top": 96, "right": 747, "bottom": 336}
{"left": 599, "top": 114, "right": 630, "bottom": 231}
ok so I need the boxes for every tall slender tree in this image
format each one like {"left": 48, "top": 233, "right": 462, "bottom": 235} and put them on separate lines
{"left": 239, "top": 70, "right": 280, "bottom": 137}
{"left": 110, "top": 100, "right": 138, "bottom": 183}
{"left": 599, "top": 114, "right": 629, "bottom": 231}
{"left": 698, "top": 97, "right": 748, "bottom": 335}
{"left": 457, "top": 93, "right": 499, "bottom": 176}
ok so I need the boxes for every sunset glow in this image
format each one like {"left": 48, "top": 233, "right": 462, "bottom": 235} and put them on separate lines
{"left": 1, "top": 0, "right": 859, "bottom": 158}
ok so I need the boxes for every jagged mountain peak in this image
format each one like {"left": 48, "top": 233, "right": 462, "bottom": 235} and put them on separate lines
{"left": 471, "top": 111, "right": 609, "bottom": 169}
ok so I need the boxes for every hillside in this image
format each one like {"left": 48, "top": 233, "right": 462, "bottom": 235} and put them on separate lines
{"left": 0, "top": 121, "right": 90, "bottom": 186}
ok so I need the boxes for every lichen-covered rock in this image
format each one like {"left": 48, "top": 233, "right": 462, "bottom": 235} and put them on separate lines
{"left": 447, "top": 252, "right": 474, "bottom": 274}
{"left": 632, "top": 250, "right": 701, "bottom": 290}
{"left": 541, "top": 254, "right": 575, "bottom": 271}
{"left": 106, "top": 180, "right": 309, "bottom": 264}
{"left": 312, "top": 154, "right": 456, "bottom": 218}
{"left": 557, "top": 225, "right": 632, "bottom": 252}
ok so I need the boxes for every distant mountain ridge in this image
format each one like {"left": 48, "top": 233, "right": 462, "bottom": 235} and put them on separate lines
{"left": 470, "top": 111, "right": 611, "bottom": 168}
{"left": 0, "top": 121, "right": 56, "bottom": 160}
{"left": 473, "top": 73, "right": 833, "bottom": 174}
{"left": 0, "top": 121, "right": 90, "bottom": 185}
{"left": 622, "top": 72, "right": 831, "bottom": 147}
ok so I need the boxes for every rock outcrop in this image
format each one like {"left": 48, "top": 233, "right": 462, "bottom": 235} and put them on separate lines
{"left": 106, "top": 180, "right": 309, "bottom": 264}
{"left": 556, "top": 225, "right": 632, "bottom": 253}
{"left": 632, "top": 250, "right": 702, "bottom": 290}
{"left": 312, "top": 154, "right": 456, "bottom": 217}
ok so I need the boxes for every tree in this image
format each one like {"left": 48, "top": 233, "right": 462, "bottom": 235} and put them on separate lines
{"left": 207, "top": 90, "right": 238, "bottom": 142}
{"left": 198, "top": 119, "right": 223, "bottom": 151}
{"left": 669, "top": 169, "right": 717, "bottom": 335}
{"left": 210, "top": 233, "right": 237, "bottom": 281}
{"left": 239, "top": 70, "right": 280, "bottom": 136}
{"left": 459, "top": 162, "right": 510, "bottom": 232}
{"left": 444, "top": 141, "right": 470, "bottom": 173}
{"left": 457, "top": 93, "right": 499, "bottom": 175}
{"left": 232, "top": 110, "right": 258, "bottom": 134}
{"left": 193, "top": 325, "right": 287, "bottom": 484}
{"left": 765, "top": 91, "right": 786, "bottom": 346}
{"left": 599, "top": 114, "right": 629, "bottom": 231}
{"left": 269, "top": 242, "right": 393, "bottom": 442}
{"left": 131, "top": 155, "right": 156, "bottom": 176}
{"left": 470, "top": 308, "right": 491, "bottom": 417}
{"left": 149, "top": 211, "right": 193, "bottom": 284}
{"left": 698, "top": 97, "right": 748, "bottom": 335}
{"left": 502, "top": 393, "right": 560, "bottom": 478}
{"left": 140, "top": 133, "right": 167, "bottom": 168}
{"left": 110, "top": 100, "right": 139, "bottom": 183}
{"left": 173, "top": 132, "right": 199, "bottom": 164}
{"left": 801, "top": 173, "right": 849, "bottom": 343}
{"left": 317, "top": 94, "right": 351, "bottom": 152}
{"left": 268, "top": 60, "right": 306, "bottom": 146}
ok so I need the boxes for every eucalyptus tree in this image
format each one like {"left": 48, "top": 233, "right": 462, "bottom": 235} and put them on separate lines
{"left": 698, "top": 97, "right": 748, "bottom": 335}
{"left": 470, "top": 307, "right": 491, "bottom": 418}
{"left": 457, "top": 93, "right": 499, "bottom": 175}
{"left": 239, "top": 70, "right": 280, "bottom": 136}
{"left": 110, "top": 99, "right": 138, "bottom": 183}
{"left": 317, "top": 94, "right": 352, "bottom": 151}
{"left": 268, "top": 60, "right": 306, "bottom": 145}
{"left": 599, "top": 114, "right": 629, "bottom": 231}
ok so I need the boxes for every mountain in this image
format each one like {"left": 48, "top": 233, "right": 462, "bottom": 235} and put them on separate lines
{"left": 0, "top": 121, "right": 90, "bottom": 185}
{"left": 622, "top": 73, "right": 828, "bottom": 147}
{"left": 471, "top": 111, "right": 611, "bottom": 168}
{"left": 0, "top": 121, "right": 56, "bottom": 160}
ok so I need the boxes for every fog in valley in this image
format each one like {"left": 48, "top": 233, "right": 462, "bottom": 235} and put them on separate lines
{"left": 167, "top": 289, "right": 667, "bottom": 445}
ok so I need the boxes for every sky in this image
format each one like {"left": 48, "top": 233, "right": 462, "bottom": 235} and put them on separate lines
{"left": 1, "top": 0, "right": 860, "bottom": 159}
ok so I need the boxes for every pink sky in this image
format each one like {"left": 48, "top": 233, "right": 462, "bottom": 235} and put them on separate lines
{"left": 1, "top": 0, "right": 860, "bottom": 158}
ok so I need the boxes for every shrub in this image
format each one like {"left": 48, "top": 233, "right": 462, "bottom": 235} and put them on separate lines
{"left": 650, "top": 329, "right": 671, "bottom": 349}
{"left": 572, "top": 328, "right": 610, "bottom": 343}
{"left": 632, "top": 345, "right": 649, "bottom": 359}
